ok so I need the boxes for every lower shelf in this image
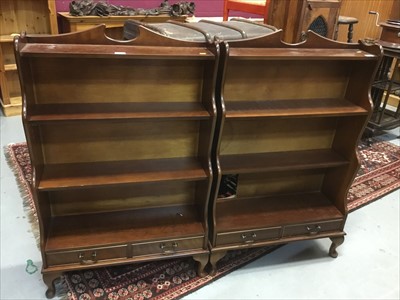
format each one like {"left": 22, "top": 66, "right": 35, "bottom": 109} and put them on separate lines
{"left": 45, "top": 204, "right": 205, "bottom": 252}
{"left": 215, "top": 192, "right": 344, "bottom": 233}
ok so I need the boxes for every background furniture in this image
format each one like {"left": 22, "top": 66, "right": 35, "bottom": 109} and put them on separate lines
{"left": 0, "top": 0, "right": 58, "bottom": 116}
{"left": 267, "top": 0, "right": 341, "bottom": 43}
{"left": 15, "top": 25, "right": 219, "bottom": 298}
{"left": 223, "top": 0, "right": 271, "bottom": 24}
{"left": 58, "top": 12, "right": 187, "bottom": 39}
{"left": 123, "top": 18, "right": 277, "bottom": 42}
{"left": 208, "top": 30, "right": 382, "bottom": 271}
{"left": 335, "top": 0, "right": 399, "bottom": 43}
{"left": 367, "top": 20, "right": 400, "bottom": 137}
{"left": 334, "top": 16, "right": 358, "bottom": 42}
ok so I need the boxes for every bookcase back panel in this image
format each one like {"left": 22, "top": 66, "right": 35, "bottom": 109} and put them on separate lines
{"left": 235, "top": 170, "right": 325, "bottom": 198}
{"left": 0, "top": 43, "right": 15, "bottom": 65}
{"left": 48, "top": 181, "right": 198, "bottom": 216}
{"left": 0, "top": 0, "right": 52, "bottom": 35}
{"left": 220, "top": 117, "right": 337, "bottom": 155}
{"left": 29, "top": 58, "right": 206, "bottom": 103}
{"left": 224, "top": 61, "right": 350, "bottom": 101}
{"left": 40, "top": 121, "right": 200, "bottom": 163}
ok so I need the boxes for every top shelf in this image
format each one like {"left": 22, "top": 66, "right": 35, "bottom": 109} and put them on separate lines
{"left": 19, "top": 43, "right": 215, "bottom": 60}
{"left": 228, "top": 48, "right": 379, "bottom": 60}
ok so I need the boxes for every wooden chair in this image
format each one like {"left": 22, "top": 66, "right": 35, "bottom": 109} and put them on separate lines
{"left": 223, "top": 0, "right": 271, "bottom": 24}
{"left": 333, "top": 16, "right": 359, "bottom": 43}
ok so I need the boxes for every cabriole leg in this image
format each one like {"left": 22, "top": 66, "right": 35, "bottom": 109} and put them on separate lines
{"left": 329, "top": 236, "right": 345, "bottom": 258}
{"left": 43, "top": 272, "right": 62, "bottom": 299}
{"left": 192, "top": 253, "right": 209, "bottom": 277}
{"left": 209, "top": 251, "right": 227, "bottom": 276}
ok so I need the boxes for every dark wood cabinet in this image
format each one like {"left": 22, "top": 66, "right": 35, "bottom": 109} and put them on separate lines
{"left": 268, "top": 0, "right": 341, "bottom": 43}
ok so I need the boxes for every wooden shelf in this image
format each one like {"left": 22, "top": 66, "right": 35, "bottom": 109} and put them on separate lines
{"left": 39, "top": 157, "right": 208, "bottom": 190}
{"left": 0, "top": 0, "right": 58, "bottom": 117}
{"left": 224, "top": 99, "right": 368, "bottom": 118}
{"left": 4, "top": 64, "right": 17, "bottom": 71}
{"left": 0, "top": 34, "right": 17, "bottom": 43}
{"left": 28, "top": 102, "right": 211, "bottom": 122}
{"left": 0, "top": 96, "right": 22, "bottom": 116}
{"left": 46, "top": 204, "right": 204, "bottom": 251}
{"left": 219, "top": 149, "right": 349, "bottom": 174}
{"left": 216, "top": 192, "right": 343, "bottom": 232}
{"left": 228, "top": 48, "right": 379, "bottom": 60}
{"left": 20, "top": 43, "right": 214, "bottom": 59}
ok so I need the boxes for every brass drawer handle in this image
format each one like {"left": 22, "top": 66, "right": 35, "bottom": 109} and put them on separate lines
{"left": 160, "top": 242, "right": 178, "bottom": 255}
{"left": 78, "top": 251, "right": 97, "bottom": 265}
{"left": 306, "top": 225, "right": 322, "bottom": 235}
{"left": 241, "top": 232, "right": 257, "bottom": 243}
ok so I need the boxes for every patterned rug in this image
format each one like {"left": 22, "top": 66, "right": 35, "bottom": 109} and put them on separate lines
{"left": 5, "top": 139, "right": 400, "bottom": 300}
{"left": 347, "top": 139, "right": 400, "bottom": 211}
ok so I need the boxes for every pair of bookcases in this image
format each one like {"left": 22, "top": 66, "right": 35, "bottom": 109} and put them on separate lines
{"left": 14, "top": 25, "right": 381, "bottom": 298}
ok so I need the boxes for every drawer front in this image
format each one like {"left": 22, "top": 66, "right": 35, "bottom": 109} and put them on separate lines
{"left": 46, "top": 245, "right": 128, "bottom": 267}
{"left": 283, "top": 219, "right": 343, "bottom": 238}
{"left": 216, "top": 227, "right": 282, "bottom": 246}
{"left": 132, "top": 236, "right": 204, "bottom": 257}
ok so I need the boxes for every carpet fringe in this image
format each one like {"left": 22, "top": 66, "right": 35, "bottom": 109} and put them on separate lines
{"left": 4, "top": 143, "right": 40, "bottom": 248}
{"left": 4, "top": 143, "right": 71, "bottom": 299}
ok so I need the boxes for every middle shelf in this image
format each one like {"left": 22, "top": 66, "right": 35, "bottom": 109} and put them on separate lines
{"left": 38, "top": 157, "right": 208, "bottom": 190}
{"left": 219, "top": 149, "right": 349, "bottom": 174}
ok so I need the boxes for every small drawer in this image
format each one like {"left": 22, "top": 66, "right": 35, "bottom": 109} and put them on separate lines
{"left": 46, "top": 245, "right": 128, "bottom": 267}
{"left": 131, "top": 236, "right": 204, "bottom": 257}
{"left": 216, "top": 227, "right": 282, "bottom": 246}
{"left": 283, "top": 219, "right": 343, "bottom": 238}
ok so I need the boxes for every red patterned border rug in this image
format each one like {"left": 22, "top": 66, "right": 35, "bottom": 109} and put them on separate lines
{"left": 5, "top": 139, "right": 400, "bottom": 300}
{"left": 347, "top": 139, "right": 400, "bottom": 211}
